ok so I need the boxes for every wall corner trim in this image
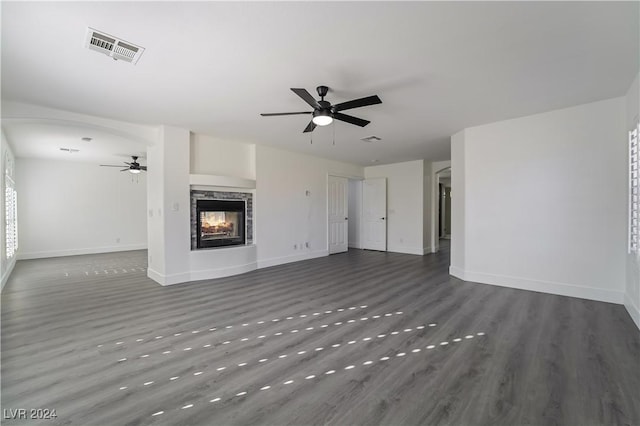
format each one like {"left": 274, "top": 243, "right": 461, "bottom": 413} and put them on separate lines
{"left": 624, "top": 293, "right": 640, "bottom": 330}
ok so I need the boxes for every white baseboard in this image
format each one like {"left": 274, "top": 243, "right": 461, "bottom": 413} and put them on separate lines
{"left": 147, "top": 268, "right": 191, "bottom": 286}
{"left": 1, "top": 256, "right": 16, "bottom": 293}
{"left": 624, "top": 293, "right": 640, "bottom": 330}
{"left": 190, "top": 262, "right": 257, "bottom": 282}
{"left": 422, "top": 246, "right": 432, "bottom": 255}
{"left": 257, "top": 249, "right": 328, "bottom": 269}
{"left": 348, "top": 243, "right": 363, "bottom": 249}
{"left": 386, "top": 244, "right": 424, "bottom": 256}
{"left": 449, "top": 266, "right": 625, "bottom": 305}
{"left": 17, "top": 244, "right": 147, "bottom": 260}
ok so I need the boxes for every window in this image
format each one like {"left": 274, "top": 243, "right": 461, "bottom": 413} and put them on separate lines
{"left": 5, "top": 175, "right": 17, "bottom": 259}
{"left": 4, "top": 150, "right": 17, "bottom": 260}
{"left": 630, "top": 122, "right": 640, "bottom": 254}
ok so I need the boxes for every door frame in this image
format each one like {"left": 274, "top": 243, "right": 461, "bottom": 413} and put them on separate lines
{"left": 431, "top": 166, "right": 451, "bottom": 253}
{"left": 326, "top": 173, "right": 363, "bottom": 253}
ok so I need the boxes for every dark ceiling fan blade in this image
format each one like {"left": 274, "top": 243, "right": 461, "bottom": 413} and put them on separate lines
{"left": 303, "top": 120, "right": 317, "bottom": 133}
{"left": 333, "top": 112, "right": 371, "bottom": 127}
{"left": 291, "top": 88, "right": 320, "bottom": 109}
{"left": 120, "top": 168, "right": 129, "bottom": 172}
{"left": 100, "top": 164, "right": 125, "bottom": 167}
{"left": 124, "top": 162, "right": 132, "bottom": 165}
{"left": 140, "top": 166, "right": 147, "bottom": 171}
{"left": 260, "top": 112, "right": 311, "bottom": 116}
{"left": 333, "top": 95, "right": 382, "bottom": 112}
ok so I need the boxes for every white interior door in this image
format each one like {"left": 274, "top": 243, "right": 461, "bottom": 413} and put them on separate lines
{"left": 362, "top": 178, "right": 387, "bottom": 251}
{"left": 328, "top": 175, "right": 348, "bottom": 254}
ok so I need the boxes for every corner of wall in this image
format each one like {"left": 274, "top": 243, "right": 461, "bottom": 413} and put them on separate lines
{"left": 625, "top": 292, "right": 640, "bottom": 330}
{"left": 1, "top": 257, "right": 16, "bottom": 292}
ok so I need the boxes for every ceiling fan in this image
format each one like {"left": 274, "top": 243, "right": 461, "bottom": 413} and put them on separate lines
{"left": 100, "top": 156, "right": 147, "bottom": 174}
{"left": 261, "top": 86, "right": 382, "bottom": 133}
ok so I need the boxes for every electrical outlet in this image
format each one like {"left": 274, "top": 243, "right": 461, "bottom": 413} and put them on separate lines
{"left": 305, "top": 242, "right": 309, "bottom": 248}
{"left": 294, "top": 244, "right": 297, "bottom": 250}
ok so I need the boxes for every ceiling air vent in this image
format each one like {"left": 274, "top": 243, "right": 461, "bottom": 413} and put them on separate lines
{"left": 361, "top": 136, "right": 382, "bottom": 143}
{"left": 85, "top": 28, "right": 145, "bottom": 64}
{"left": 60, "top": 147, "right": 80, "bottom": 154}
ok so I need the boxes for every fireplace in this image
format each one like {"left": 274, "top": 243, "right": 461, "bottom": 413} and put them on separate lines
{"left": 196, "top": 199, "right": 246, "bottom": 248}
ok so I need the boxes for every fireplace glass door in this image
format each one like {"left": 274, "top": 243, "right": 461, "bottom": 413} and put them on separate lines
{"left": 196, "top": 200, "right": 245, "bottom": 248}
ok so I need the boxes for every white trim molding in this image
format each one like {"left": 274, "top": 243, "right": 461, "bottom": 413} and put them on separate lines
{"left": 17, "top": 244, "right": 148, "bottom": 260}
{"left": 449, "top": 266, "right": 625, "bottom": 305}
{"left": 257, "top": 249, "right": 328, "bottom": 269}
{"left": 147, "top": 268, "right": 191, "bottom": 286}
{"left": 190, "top": 174, "right": 256, "bottom": 189}
{"left": 386, "top": 243, "right": 425, "bottom": 256}
{"left": 190, "top": 262, "right": 257, "bottom": 283}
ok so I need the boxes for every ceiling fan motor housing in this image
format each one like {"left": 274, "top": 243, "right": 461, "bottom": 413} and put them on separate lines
{"left": 316, "top": 85, "right": 329, "bottom": 98}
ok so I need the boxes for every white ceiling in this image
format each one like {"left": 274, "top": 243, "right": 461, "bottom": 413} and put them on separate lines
{"left": 1, "top": 1, "right": 638, "bottom": 166}
{"left": 1, "top": 120, "right": 147, "bottom": 165}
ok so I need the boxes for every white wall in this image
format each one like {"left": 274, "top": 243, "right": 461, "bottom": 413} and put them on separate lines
{"left": 190, "top": 133, "right": 256, "bottom": 180}
{"left": 348, "top": 179, "right": 363, "bottom": 248}
{"left": 451, "top": 97, "right": 627, "bottom": 304}
{"left": 364, "top": 160, "right": 426, "bottom": 255}
{"left": 625, "top": 71, "right": 640, "bottom": 328}
{"left": 450, "top": 134, "right": 466, "bottom": 271}
{"left": 16, "top": 158, "right": 147, "bottom": 259}
{"left": 1, "top": 130, "right": 17, "bottom": 290}
{"left": 255, "top": 145, "right": 363, "bottom": 268}
{"left": 146, "top": 126, "right": 191, "bottom": 285}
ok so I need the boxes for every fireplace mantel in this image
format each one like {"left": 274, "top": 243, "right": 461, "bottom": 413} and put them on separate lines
{"left": 189, "top": 174, "right": 255, "bottom": 189}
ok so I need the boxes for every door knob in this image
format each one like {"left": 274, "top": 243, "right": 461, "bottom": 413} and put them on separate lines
{"left": 381, "top": 217, "right": 386, "bottom": 220}
{"left": 345, "top": 217, "right": 348, "bottom": 220}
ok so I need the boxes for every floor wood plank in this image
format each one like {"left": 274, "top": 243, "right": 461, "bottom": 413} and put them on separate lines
{"left": 2, "top": 243, "right": 639, "bottom": 425}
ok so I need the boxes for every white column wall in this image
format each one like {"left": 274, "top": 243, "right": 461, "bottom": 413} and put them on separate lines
{"left": 147, "top": 126, "right": 191, "bottom": 285}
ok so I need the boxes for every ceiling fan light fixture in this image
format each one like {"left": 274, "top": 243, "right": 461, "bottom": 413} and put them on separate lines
{"left": 312, "top": 110, "right": 333, "bottom": 126}
{"left": 129, "top": 168, "right": 141, "bottom": 174}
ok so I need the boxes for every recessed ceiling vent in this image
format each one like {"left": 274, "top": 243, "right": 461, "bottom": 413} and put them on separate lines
{"left": 85, "top": 27, "right": 145, "bottom": 64}
{"left": 60, "top": 147, "right": 80, "bottom": 154}
{"left": 361, "top": 136, "right": 382, "bottom": 143}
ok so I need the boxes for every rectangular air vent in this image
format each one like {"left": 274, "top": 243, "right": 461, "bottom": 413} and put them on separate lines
{"left": 60, "top": 148, "right": 80, "bottom": 154}
{"left": 361, "top": 136, "right": 382, "bottom": 143}
{"left": 85, "top": 28, "right": 145, "bottom": 64}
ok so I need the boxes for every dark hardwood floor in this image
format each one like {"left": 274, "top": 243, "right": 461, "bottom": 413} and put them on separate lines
{"left": 1, "top": 243, "right": 639, "bottom": 426}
